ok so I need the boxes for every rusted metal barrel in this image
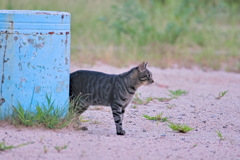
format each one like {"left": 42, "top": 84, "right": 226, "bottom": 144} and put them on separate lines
{"left": 0, "top": 10, "right": 70, "bottom": 119}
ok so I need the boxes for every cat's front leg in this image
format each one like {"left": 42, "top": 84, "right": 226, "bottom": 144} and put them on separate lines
{"left": 111, "top": 103, "right": 125, "bottom": 135}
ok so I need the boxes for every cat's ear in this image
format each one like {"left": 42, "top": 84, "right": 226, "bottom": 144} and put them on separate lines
{"left": 138, "top": 62, "right": 147, "bottom": 72}
{"left": 145, "top": 62, "right": 148, "bottom": 68}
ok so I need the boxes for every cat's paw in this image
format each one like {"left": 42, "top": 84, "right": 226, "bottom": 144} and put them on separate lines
{"left": 117, "top": 130, "right": 126, "bottom": 135}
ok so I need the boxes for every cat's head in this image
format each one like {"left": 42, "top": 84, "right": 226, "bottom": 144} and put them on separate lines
{"left": 137, "top": 62, "right": 154, "bottom": 86}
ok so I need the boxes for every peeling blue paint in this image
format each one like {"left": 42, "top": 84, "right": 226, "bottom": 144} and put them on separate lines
{"left": 0, "top": 10, "right": 71, "bottom": 119}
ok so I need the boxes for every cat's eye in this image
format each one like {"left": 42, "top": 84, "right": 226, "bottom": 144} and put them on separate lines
{"left": 140, "top": 76, "right": 147, "bottom": 81}
{"left": 139, "top": 71, "right": 153, "bottom": 81}
{"left": 140, "top": 75, "right": 149, "bottom": 81}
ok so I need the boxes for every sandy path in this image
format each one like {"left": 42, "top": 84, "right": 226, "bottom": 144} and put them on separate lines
{"left": 1, "top": 63, "right": 240, "bottom": 160}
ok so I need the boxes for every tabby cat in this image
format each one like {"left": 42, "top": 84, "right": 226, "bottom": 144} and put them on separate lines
{"left": 69, "top": 62, "right": 154, "bottom": 135}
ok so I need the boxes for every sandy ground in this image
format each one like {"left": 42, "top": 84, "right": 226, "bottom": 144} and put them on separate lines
{"left": 1, "top": 63, "right": 240, "bottom": 160}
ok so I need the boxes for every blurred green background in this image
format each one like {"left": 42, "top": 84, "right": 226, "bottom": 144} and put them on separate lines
{"left": 1, "top": 0, "right": 240, "bottom": 72}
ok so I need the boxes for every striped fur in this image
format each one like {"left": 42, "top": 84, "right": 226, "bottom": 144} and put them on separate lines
{"left": 69, "top": 62, "right": 154, "bottom": 135}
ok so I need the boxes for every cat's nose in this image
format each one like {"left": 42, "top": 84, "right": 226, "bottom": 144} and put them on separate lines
{"left": 151, "top": 79, "right": 154, "bottom": 83}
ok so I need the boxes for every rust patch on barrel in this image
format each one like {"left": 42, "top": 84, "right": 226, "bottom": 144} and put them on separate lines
{"left": 28, "top": 39, "right": 45, "bottom": 49}
{"left": 65, "top": 57, "right": 68, "bottom": 65}
{"left": 36, "top": 12, "right": 51, "bottom": 15}
{"left": 34, "top": 86, "right": 41, "bottom": 93}
{"left": 28, "top": 39, "right": 34, "bottom": 44}
{"left": 0, "top": 98, "right": 5, "bottom": 105}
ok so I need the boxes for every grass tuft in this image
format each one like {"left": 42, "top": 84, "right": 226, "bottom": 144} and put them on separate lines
{"left": 43, "top": 146, "right": 48, "bottom": 153}
{"left": 12, "top": 103, "right": 35, "bottom": 126}
{"left": 91, "top": 120, "right": 101, "bottom": 124}
{"left": 0, "top": 141, "right": 34, "bottom": 151}
{"left": 216, "top": 130, "right": 225, "bottom": 140}
{"left": 215, "top": 91, "right": 228, "bottom": 99}
{"left": 131, "top": 105, "right": 138, "bottom": 109}
{"left": 143, "top": 112, "right": 169, "bottom": 122}
{"left": 54, "top": 145, "right": 68, "bottom": 153}
{"left": 10, "top": 95, "right": 74, "bottom": 129}
{"left": 157, "top": 97, "right": 173, "bottom": 102}
{"left": 132, "top": 93, "right": 153, "bottom": 105}
{"left": 157, "top": 89, "right": 187, "bottom": 102}
{"left": 168, "top": 89, "right": 187, "bottom": 98}
{"left": 168, "top": 122, "right": 194, "bottom": 133}
{"left": 166, "top": 104, "right": 177, "bottom": 109}
{"left": 79, "top": 116, "right": 90, "bottom": 123}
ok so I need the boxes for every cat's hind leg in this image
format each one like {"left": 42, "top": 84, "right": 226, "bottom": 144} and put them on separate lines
{"left": 71, "top": 103, "right": 90, "bottom": 130}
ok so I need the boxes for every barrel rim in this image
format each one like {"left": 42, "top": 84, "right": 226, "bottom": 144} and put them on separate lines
{"left": 0, "top": 10, "right": 70, "bottom": 16}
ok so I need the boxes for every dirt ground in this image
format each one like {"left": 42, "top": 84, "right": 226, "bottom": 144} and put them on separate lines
{"left": 1, "top": 63, "right": 240, "bottom": 160}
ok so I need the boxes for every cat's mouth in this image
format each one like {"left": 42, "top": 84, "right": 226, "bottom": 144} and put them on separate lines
{"left": 147, "top": 78, "right": 154, "bottom": 85}
{"left": 142, "top": 79, "right": 154, "bottom": 86}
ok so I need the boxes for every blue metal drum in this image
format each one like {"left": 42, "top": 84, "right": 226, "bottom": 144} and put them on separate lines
{"left": 0, "top": 10, "right": 71, "bottom": 119}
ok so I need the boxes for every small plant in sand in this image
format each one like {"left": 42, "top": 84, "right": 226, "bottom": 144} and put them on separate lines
{"left": 216, "top": 130, "right": 225, "bottom": 140}
{"left": 54, "top": 145, "right": 68, "bottom": 153}
{"left": 91, "top": 120, "right": 101, "bottom": 124}
{"left": 189, "top": 144, "right": 198, "bottom": 150}
{"left": 166, "top": 104, "right": 177, "bottom": 109}
{"left": 131, "top": 105, "right": 138, "bottom": 109}
{"left": 168, "top": 122, "right": 194, "bottom": 133}
{"left": 157, "top": 89, "right": 187, "bottom": 102}
{"left": 79, "top": 116, "right": 90, "bottom": 122}
{"left": 157, "top": 97, "right": 173, "bottom": 102}
{"left": 191, "top": 144, "right": 197, "bottom": 148}
{"left": 132, "top": 93, "right": 143, "bottom": 104}
{"left": 215, "top": 91, "right": 228, "bottom": 99}
{"left": 0, "top": 141, "right": 34, "bottom": 151}
{"left": 132, "top": 93, "right": 153, "bottom": 105}
{"left": 168, "top": 89, "right": 187, "bottom": 98}
{"left": 145, "top": 97, "right": 154, "bottom": 104}
{"left": 143, "top": 112, "right": 169, "bottom": 122}
{"left": 43, "top": 146, "right": 48, "bottom": 153}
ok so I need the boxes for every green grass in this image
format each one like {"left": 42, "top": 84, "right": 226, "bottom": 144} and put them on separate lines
{"left": 216, "top": 130, "right": 225, "bottom": 140}
{"left": 79, "top": 116, "right": 90, "bottom": 123}
{"left": 168, "top": 89, "right": 187, "bottom": 98}
{"left": 0, "top": 0, "right": 239, "bottom": 71}
{"left": 215, "top": 91, "right": 228, "bottom": 99}
{"left": 143, "top": 112, "right": 169, "bottom": 122}
{"left": 157, "top": 89, "right": 187, "bottom": 102}
{"left": 132, "top": 93, "right": 145, "bottom": 105}
{"left": 91, "top": 120, "right": 101, "bottom": 124}
{"left": 191, "top": 144, "right": 197, "bottom": 149}
{"left": 43, "top": 146, "right": 48, "bottom": 153}
{"left": 54, "top": 145, "right": 68, "bottom": 153}
{"left": 12, "top": 103, "right": 36, "bottom": 126}
{"left": 166, "top": 104, "right": 177, "bottom": 109}
{"left": 157, "top": 97, "right": 173, "bottom": 102}
{"left": 8, "top": 95, "right": 74, "bottom": 129}
{"left": 132, "top": 93, "right": 153, "bottom": 105}
{"left": 168, "top": 122, "right": 194, "bottom": 133}
{"left": 0, "top": 141, "right": 34, "bottom": 151}
{"left": 131, "top": 105, "right": 138, "bottom": 109}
